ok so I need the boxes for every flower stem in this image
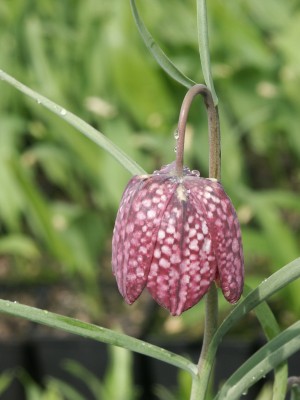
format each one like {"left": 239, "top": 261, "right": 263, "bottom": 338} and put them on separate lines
{"left": 176, "top": 84, "right": 220, "bottom": 179}
{"left": 199, "top": 284, "right": 219, "bottom": 369}
{"left": 181, "top": 83, "right": 220, "bottom": 400}
{"left": 190, "top": 96, "right": 220, "bottom": 397}
{"left": 190, "top": 284, "right": 219, "bottom": 400}
{"left": 176, "top": 85, "right": 220, "bottom": 400}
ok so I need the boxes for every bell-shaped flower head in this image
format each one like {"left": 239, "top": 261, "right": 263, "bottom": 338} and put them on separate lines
{"left": 112, "top": 85, "right": 244, "bottom": 315}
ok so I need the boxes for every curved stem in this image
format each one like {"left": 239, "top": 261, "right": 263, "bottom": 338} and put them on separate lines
{"left": 176, "top": 84, "right": 221, "bottom": 180}
{"left": 176, "top": 86, "right": 220, "bottom": 399}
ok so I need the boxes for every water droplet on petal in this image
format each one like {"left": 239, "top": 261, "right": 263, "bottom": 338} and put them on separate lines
{"left": 191, "top": 170, "right": 200, "bottom": 177}
{"left": 174, "top": 129, "right": 179, "bottom": 140}
{"left": 60, "top": 108, "right": 67, "bottom": 116}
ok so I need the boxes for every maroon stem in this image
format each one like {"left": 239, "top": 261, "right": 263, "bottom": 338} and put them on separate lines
{"left": 175, "top": 84, "right": 221, "bottom": 180}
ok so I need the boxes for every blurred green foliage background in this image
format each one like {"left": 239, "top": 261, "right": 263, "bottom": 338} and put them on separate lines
{"left": 0, "top": 0, "right": 300, "bottom": 338}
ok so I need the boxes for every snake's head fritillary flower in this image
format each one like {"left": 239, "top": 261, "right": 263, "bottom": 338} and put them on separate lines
{"left": 112, "top": 162, "right": 244, "bottom": 316}
{"left": 112, "top": 84, "right": 244, "bottom": 315}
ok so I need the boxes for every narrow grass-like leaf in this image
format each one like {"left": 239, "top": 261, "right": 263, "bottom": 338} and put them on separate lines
{"left": 244, "top": 284, "right": 288, "bottom": 400}
{"left": 12, "top": 161, "right": 73, "bottom": 263}
{"left": 155, "top": 386, "right": 176, "bottom": 400}
{"left": 0, "top": 299, "right": 197, "bottom": 376}
{"left": 215, "top": 258, "right": 300, "bottom": 345}
{"left": 0, "top": 371, "right": 13, "bottom": 396}
{"left": 0, "top": 234, "right": 40, "bottom": 258}
{"left": 214, "top": 321, "right": 300, "bottom": 400}
{"left": 63, "top": 360, "right": 107, "bottom": 399}
{"left": 130, "top": 0, "right": 196, "bottom": 89}
{"left": 104, "top": 346, "right": 136, "bottom": 400}
{"left": 0, "top": 69, "right": 145, "bottom": 176}
{"left": 195, "top": 258, "right": 300, "bottom": 399}
{"left": 48, "top": 378, "right": 86, "bottom": 400}
{"left": 197, "top": 0, "right": 218, "bottom": 105}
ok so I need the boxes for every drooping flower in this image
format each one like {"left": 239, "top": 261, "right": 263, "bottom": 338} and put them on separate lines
{"left": 112, "top": 84, "right": 244, "bottom": 315}
{"left": 112, "top": 162, "right": 244, "bottom": 316}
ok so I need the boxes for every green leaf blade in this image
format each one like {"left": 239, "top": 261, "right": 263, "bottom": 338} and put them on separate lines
{"left": 215, "top": 322, "right": 300, "bottom": 400}
{"left": 130, "top": 0, "right": 196, "bottom": 89}
{"left": 197, "top": 0, "right": 218, "bottom": 105}
{"left": 215, "top": 258, "right": 300, "bottom": 346}
{"left": 244, "top": 284, "right": 288, "bottom": 400}
{"left": 197, "top": 258, "right": 300, "bottom": 399}
{"left": 0, "top": 299, "right": 197, "bottom": 376}
{"left": 0, "top": 69, "right": 145, "bottom": 176}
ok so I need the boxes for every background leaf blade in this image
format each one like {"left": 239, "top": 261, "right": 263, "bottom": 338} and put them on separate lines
{"left": 0, "top": 69, "right": 145, "bottom": 176}
{"left": 130, "top": 0, "right": 196, "bottom": 89}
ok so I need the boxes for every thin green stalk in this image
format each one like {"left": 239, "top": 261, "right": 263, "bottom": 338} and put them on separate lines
{"left": 199, "top": 284, "right": 219, "bottom": 370}
{"left": 188, "top": 86, "right": 220, "bottom": 400}
{"left": 175, "top": 84, "right": 220, "bottom": 178}
{"left": 174, "top": 82, "right": 220, "bottom": 399}
{"left": 190, "top": 284, "right": 218, "bottom": 400}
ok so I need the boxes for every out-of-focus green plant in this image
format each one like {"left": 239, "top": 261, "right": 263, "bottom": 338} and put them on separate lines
{"left": 155, "top": 369, "right": 194, "bottom": 400}
{"left": 0, "top": 0, "right": 300, "bottom": 399}
{"left": 16, "top": 346, "right": 136, "bottom": 400}
{"left": 62, "top": 346, "right": 137, "bottom": 400}
{"left": 1, "top": 0, "right": 300, "bottom": 322}
{"left": 0, "top": 371, "right": 14, "bottom": 397}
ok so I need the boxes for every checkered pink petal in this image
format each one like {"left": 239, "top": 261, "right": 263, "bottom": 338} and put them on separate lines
{"left": 147, "top": 184, "right": 217, "bottom": 315}
{"left": 112, "top": 173, "right": 177, "bottom": 304}
{"left": 186, "top": 178, "right": 244, "bottom": 303}
{"left": 112, "top": 162, "right": 244, "bottom": 315}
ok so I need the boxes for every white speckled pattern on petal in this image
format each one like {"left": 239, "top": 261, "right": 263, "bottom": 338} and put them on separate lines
{"left": 112, "top": 162, "right": 244, "bottom": 315}
{"left": 186, "top": 178, "right": 244, "bottom": 303}
{"left": 147, "top": 184, "right": 217, "bottom": 315}
{"left": 112, "top": 174, "right": 177, "bottom": 304}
